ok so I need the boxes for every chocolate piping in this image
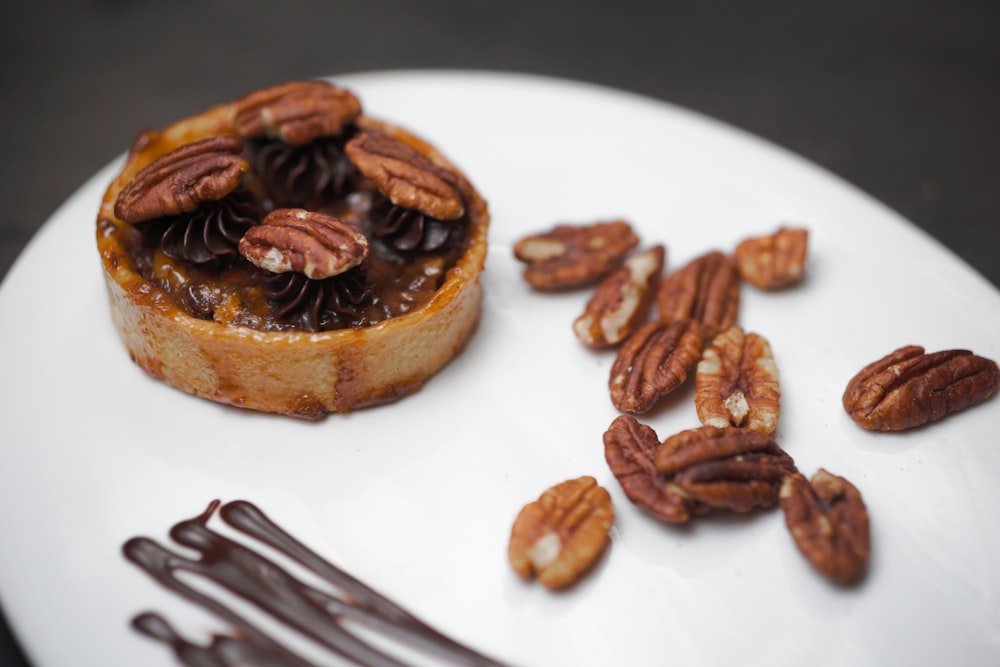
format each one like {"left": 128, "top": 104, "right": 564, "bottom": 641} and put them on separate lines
{"left": 123, "top": 500, "right": 508, "bottom": 667}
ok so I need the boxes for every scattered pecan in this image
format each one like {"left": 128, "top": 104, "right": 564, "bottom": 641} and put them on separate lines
{"left": 574, "top": 245, "right": 664, "bottom": 347}
{"left": 780, "top": 469, "right": 870, "bottom": 584}
{"left": 603, "top": 415, "right": 698, "bottom": 523}
{"left": 657, "top": 250, "right": 740, "bottom": 338}
{"left": 842, "top": 345, "right": 1000, "bottom": 431}
{"left": 734, "top": 226, "right": 809, "bottom": 290}
{"left": 233, "top": 80, "right": 362, "bottom": 147}
{"left": 115, "top": 135, "right": 248, "bottom": 224}
{"left": 655, "top": 426, "right": 796, "bottom": 514}
{"left": 508, "top": 476, "right": 615, "bottom": 590}
{"left": 513, "top": 221, "right": 639, "bottom": 291}
{"left": 695, "top": 326, "right": 781, "bottom": 434}
{"left": 345, "top": 131, "right": 465, "bottom": 221}
{"left": 609, "top": 319, "right": 706, "bottom": 414}
{"left": 238, "top": 208, "right": 368, "bottom": 280}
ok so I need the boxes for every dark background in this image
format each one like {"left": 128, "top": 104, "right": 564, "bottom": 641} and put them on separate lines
{"left": 1, "top": 1, "right": 997, "bottom": 664}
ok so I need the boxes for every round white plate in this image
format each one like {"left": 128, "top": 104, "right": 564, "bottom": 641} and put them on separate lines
{"left": 1, "top": 70, "right": 998, "bottom": 667}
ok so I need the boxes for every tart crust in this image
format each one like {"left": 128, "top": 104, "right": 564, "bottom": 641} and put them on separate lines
{"left": 97, "top": 91, "right": 489, "bottom": 419}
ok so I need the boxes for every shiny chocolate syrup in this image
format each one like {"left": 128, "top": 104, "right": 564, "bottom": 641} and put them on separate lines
{"left": 123, "top": 500, "right": 508, "bottom": 667}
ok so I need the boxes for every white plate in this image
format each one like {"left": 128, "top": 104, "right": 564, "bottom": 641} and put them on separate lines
{"left": 2, "top": 70, "right": 999, "bottom": 667}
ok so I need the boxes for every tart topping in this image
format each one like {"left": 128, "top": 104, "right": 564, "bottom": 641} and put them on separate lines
{"left": 140, "top": 187, "right": 262, "bottom": 265}
{"left": 107, "top": 82, "right": 481, "bottom": 335}
{"left": 115, "top": 135, "right": 248, "bottom": 224}
{"left": 233, "top": 80, "right": 362, "bottom": 146}
{"left": 345, "top": 130, "right": 466, "bottom": 221}
{"left": 368, "top": 191, "right": 458, "bottom": 253}
{"left": 263, "top": 269, "right": 375, "bottom": 331}
{"left": 239, "top": 208, "right": 369, "bottom": 280}
{"left": 248, "top": 135, "right": 357, "bottom": 209}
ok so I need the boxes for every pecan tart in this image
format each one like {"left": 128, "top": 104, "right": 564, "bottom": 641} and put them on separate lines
{"left": 97, "top": 80, "right": 489, "bottom": 418}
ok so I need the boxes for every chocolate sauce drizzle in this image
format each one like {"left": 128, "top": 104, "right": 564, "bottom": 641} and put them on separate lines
{"left": 123, "top": 500, "right": 508, "bottom": 667}
{"left": 249, "top": 135, "right": 358, "bottom": 210}
{"left": 264, "top": 268, "right": 379, "bottom": 331}
{"left": 140, "top": 188, "right": 262, "bottom": 265}
{"left": 369, "top": 193, "right": 462, "bottom": 254}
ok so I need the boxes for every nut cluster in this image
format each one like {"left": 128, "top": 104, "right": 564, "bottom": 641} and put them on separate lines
{"left": 510, "top": 211, "right": 998, "bottom": 591}
{"left": 514, "top": 220, "right": 795, "bottom": 418}
{"left": 507, "top": 218, "right": 893, "bottom": 587}
{"left": 605, "top": 418, "right": 798, "bottom": 521}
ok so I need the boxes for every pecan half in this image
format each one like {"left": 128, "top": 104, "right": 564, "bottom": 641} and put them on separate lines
{"left": 574, "top": 245, "right": 664, "bottom": 347}
{"left": 508, "top": 476, "right": 615, "bottom": 590}
{"left": 115, "top": 135, "right": 248, "bottom": 224}
{"left": 695, "top": 326, "right": 781, "bottom": 434}
{"left": 655, "top": 426, "right": 796, "bottom": 514}
{"left": 734, "top": 226, "right": 809, "bottom": 290}
{"left": 780, "top": 469, "right": 870, "bottom": 584}
{"left": 842, "top": 345, "right": 1000, "bottom": 431}
{"left": 233, "top": 80, "right": 362, "bottom": 147}
{"left": 609, "top": 319, "right": 706, "bottom": 414}
{"left": 657, "top": 250, "right": 740, "bottom": 338}
{"left": 513, "top": 221, "right": 639, "bottom": 291}
{"left": 345, "top": 131, "right": 465, "bottom": 221}
{"left": 603, "top": 415, "right": 697, "bottom": 523}
{"left": 238, "top": 208, "right": 368, "bottom": 280}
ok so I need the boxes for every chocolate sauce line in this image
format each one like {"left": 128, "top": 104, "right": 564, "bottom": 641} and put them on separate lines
{"left": 123, "top": 500, "right": 510, "bottom": 667}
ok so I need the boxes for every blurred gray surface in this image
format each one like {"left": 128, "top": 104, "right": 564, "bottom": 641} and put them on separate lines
{"left": 1, "top": 0, "right": 998, "bottom": 665}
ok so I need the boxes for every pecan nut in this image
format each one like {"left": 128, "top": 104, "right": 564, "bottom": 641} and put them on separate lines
{"left": 734, "top": 226, "right": 809, "bottom": 290}
{"left": 695, "top": 326, "right": 781, "bottom": 434}
{"left": 233, "top": 80, "right": 362, "bottom": 147}
{"left": 657, "top": 250, "right": 740, "bottom": 338}
{"left": 508, "top": 476, "right": 614, "bottom": 590}
{"left": 345, "top": 131, "right": 465, "bottom": 221}
{"left": 513, "top": 220, "right": 639, "bottom": 291}
{"left": 655, "top": 425, "right": 796, "bottom": 515}
{"left": 603, "top": 415, "right": 697, "bottom": 523}
{"left": 574, "top": 245, "right": 664, "bottom": 347}
{"left": 842, "top": 345, "right": 1000, "bottom": 431}
{"left": 238, "top": 208, "right": 368, "bottom": 280}
{"left": 609, "top": 319, "right": 706, "bottom": 414}
{"left": 114, "top": 135, "right": 248, "bottom": 224}
{"left": 780, "top": 469, "right": 870, "bottom": 584}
